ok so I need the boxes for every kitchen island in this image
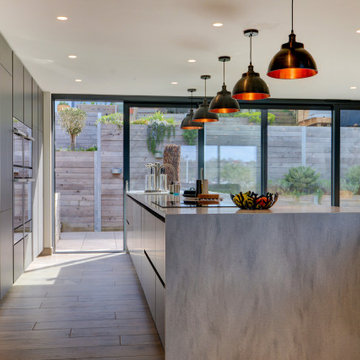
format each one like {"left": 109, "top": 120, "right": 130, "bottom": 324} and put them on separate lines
{"left": 126, "top": 192, "right": 360, "bottom": 360}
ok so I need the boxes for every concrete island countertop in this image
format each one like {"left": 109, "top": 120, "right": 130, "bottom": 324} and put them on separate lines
{"left": 126, "top": 191, "right": 360, "bottom": 359}
{"left": 126, "top": 191, "right": 360, "bottom": 218}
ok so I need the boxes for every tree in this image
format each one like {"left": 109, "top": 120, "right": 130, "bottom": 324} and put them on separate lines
{"left": 58, "top": 108, "right": 87, "bottom": 150}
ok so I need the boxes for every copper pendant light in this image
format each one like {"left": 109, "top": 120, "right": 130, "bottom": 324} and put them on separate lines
{"left": 180, "top": 89, "right": 203, "bottom": 130}
{"left": 193, "top": 75, "right": 219, "bottom": 123}
{"left": 232, "top": 29, "right": 270, "bottom": 101}
{"left": 267, "top": 0, "right": 318, "bottom": 79}
{"left": 209, "top": 56, "right": 240, "bottom": 113}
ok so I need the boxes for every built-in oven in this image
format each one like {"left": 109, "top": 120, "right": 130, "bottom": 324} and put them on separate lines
{"left": 13, "top": 120, "right": 34, "bottom": 279}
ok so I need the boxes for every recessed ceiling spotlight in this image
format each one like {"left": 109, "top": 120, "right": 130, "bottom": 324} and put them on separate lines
{"left": 356, "top": 29, "right": 360, "bottom": 33}
{"left": 68, "top": 55, "right": 77, "bottom": 59}
{"left": 350, "top": 86, "right": 357, "bottom": 90}
{"left": 75, "top": 79, "right": 82, "bottom": 82}
{"left": 56, "top": 16, "right": 68, "bottom": 21}
{"left": 171, "top": 81, "right": 178, "bottom": 85}
{"left": 212, "top": 22, "right": 223, "bottom": 27}
{"left": 188, "top": 59, "right": 196, "bottom": 63}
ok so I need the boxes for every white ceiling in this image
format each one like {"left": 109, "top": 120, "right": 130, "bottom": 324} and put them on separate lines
{"left": 0, "top": 0, "right": 359, "bottom": 100}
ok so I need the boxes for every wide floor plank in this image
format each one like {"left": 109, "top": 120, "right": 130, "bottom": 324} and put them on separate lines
{"left": 0, "top": 253, "right": 164, "bottom": 360}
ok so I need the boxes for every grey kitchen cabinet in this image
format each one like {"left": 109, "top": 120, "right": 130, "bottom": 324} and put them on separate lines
{"left": 126, "top": 195, "right": 166, "bottom": 344}
{"left": 32, "top": 127, "right": 43, "bottom": 258}
{"left": 14, "top": 239, "right": 24, "bottom": 282}
{"left": 38, "top": 87, "right": 43, "bottom": 132}
{"left": 155, "top": 217, "right": 165, "bottom": 283}
{"left": 126, "top": 196, "right": 134, "bottom": 254}
{"left": 142, "top": 249, "right": 156, "bottom": 320}
{"left": 12, "top": 53, "right": 23, "bottom": 122}
{"left": 0, "top": 33, "right": 12, "bottom": 75}
{"left": 0, "top": 210, "right": 13, "bottom": 298}
{"left": 0, "top": 65, "right": 12, "bottom": 212}
{"left": 24, "top": 68, "right": 32, "bottom": 128}
{"left": 32, "top": 80, "right": 39, "bottom": 129}
{"left": 143, "top": 207, "right": 156, "bottom": 265}
{"left": 155, "top": 276, "right": 165, "bottom": 345}
{"left": 24, "top": 234, "right": 32, "bottom": 269}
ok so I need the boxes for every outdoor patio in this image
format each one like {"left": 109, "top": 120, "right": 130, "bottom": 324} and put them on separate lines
{"left": 56, "top": 231, "right": 124, "bottom": 252}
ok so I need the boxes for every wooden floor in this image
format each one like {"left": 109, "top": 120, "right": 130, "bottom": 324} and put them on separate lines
{"left": 0, "top": 253, "right": 164, "bottom": 360}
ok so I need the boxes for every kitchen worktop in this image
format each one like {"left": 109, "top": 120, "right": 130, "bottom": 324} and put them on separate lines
{"left": 126, "top": 191, "right": 360, "bottom": 217}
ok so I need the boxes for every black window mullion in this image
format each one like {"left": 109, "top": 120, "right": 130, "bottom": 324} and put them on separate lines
{"left": 198, "top": 126, "right": 205, "bottom": 179}
{"left": 261, "top": 109, "right": 268, "bottom": 194}
{"left": 332, "top": 106, "right": 340, "bottom": 206}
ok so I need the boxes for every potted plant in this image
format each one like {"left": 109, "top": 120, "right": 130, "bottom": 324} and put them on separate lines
{"left": 58, "top": 107, "right": 87, "bottom": 150}
{"left": 57, "top": 101, "right": 70, "bottom": 113}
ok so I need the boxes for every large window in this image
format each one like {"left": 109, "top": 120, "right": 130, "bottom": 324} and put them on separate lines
{"left": 340, "top": 110, "right": 360, "bottom": 206}
{"left": 205, "top": 111, "right": 261, "bottom": 195}
{"left": 52, "top": 96, "right": 360, "bottom": 209}
{"left": 268, "top": 109, "right": 332, "bottom": 206}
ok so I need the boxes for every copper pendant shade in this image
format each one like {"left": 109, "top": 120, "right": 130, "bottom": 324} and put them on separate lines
{"left": 209, "top": 56, "right": 240, "bottom": 113}
{"left": 193, "top": 75, "right": 219, "bottom": 123}
{"left": 232, "top": 29, "right": 270, "bottom": 101}
{"left": 267, "top": 0, "right": 317, "bottom": 79}
{"left": 180, "top": 89, "right": 203, "bottom": 130}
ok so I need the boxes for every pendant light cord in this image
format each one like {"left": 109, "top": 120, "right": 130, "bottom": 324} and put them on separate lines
{"left": 204, "top": 78, "right": 207, "bottom": 98}
{"left": 222, "top": 61, "right": 226, "bottom": 85}
{"left": 249, "top": 34, "right": 253, "bottom": 65}
{"left": 291, "top": 0, "right": 294, "bottom": 33}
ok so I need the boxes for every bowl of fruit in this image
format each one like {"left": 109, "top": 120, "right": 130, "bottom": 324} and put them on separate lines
{"left": 230, "top": 191, "right": 279, "bottom": 210}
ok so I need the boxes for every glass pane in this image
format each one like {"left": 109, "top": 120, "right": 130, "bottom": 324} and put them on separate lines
{"left": 129, "top": 107, "right": 197, "bottom": 191}
{"left": 268, "top": 109, "right": 332, "bottom": 206}
{"left": 205, "top": 110, "right": 261, "bottom": 195}
{"left": 340, "top": 110, "right": 360, "bottom": 206}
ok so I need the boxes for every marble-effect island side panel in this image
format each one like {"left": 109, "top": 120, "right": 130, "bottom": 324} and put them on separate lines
{"left": 165, "top": 213, "right": 360, "bottom": 360}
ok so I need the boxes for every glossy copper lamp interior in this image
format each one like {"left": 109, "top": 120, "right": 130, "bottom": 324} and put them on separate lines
{"left": 267, "top": 0, "right": 318, "bottom": 79}
{"left": 232, "top": 29, "right": 270, "bottom": 101}
{"left": 193, "top": 75, "right": 219, "bottom": 123}
{"left": 180, "top": 89, "right": 203, "bottom": 130}
{"left": 209, "top": 56, "right": 240, "bottom": 113}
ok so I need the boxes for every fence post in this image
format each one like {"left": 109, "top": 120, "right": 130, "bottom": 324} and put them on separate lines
{"left": 94, "top": 113, "right": 102, "bottom": 232}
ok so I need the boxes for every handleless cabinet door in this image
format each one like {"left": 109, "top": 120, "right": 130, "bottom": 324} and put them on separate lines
{"left": 12, "top": 54, "right": 23, "bottom": 122}
{"left": 0, "top": 66, "right": 12, "bottom": 212}
{"left": 24, "top": 68, "right": 32, "bottom": 128}
{"left": 14, "top": 239, "right": 24, "bottom": 283}
{"left": 24, "top": 234, "right": 32, "bottom": 270}
{"left": 32, "top": 81, "right": 39, "bottom": 129}
{"left": 155, "top": 276, "right": 165, "bottom": 345}
{"left": 0, "top": 33, "right": 12, "bottom": 75}
{"left": 155, "top": 217, "right": 165, "bottom": 283}
{"left": 142, "top": 251, "right": 156, "bottom": 321}
{"left": 0, "top": 209, "right": 13, "bottom": 298}
{"left": 126, "top": 197, "right": 134, "bottom": 253}
{"left": 143, "top": 209, "right": 156, "bottom": 265}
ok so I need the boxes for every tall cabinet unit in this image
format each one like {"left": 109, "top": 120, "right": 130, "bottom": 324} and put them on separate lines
{"left": 0, "top": 33, "right": 43, "bottom": 296}
{"left": 0, "top": 33, "right": 13, "bottom": 297}
{"left": 32, "top": 81, "right": 44, "bottom": 259}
